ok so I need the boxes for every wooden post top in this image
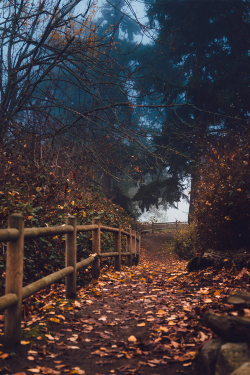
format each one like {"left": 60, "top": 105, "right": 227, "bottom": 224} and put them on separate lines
{"left": 8, "top": 214, "right": 24, "bottom": 224}
{"left": 66, "top": 216, "right": 76, "bottom": 224}
{"left": 9, "top": 214, "right": 24, "bottom": 218}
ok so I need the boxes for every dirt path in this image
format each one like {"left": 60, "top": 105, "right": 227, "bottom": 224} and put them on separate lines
{"left": 140, "top": 230, "right": 179, "bottom": 264}
{"left": 0, "top": 232, "right": 203, "bottom": 375}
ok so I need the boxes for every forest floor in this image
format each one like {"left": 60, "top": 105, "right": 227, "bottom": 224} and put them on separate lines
{"left": 0, "top": 231, "right": 248, "bottom": 375}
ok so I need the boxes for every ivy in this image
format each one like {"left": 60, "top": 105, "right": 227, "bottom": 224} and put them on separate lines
{"left": 0, "top": 140, "right": 134, "bottom": 287}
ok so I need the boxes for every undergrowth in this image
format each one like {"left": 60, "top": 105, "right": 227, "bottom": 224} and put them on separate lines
{"left": 0, "top": 140, "right": 134, "bottom": 288}
{"left": 172, "top": 223, "right": 196, "bottom": 260}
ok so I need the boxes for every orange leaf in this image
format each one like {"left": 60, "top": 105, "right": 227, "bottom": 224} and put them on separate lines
{"left": 0, "top": 353, "right": 8, "bottom": 359}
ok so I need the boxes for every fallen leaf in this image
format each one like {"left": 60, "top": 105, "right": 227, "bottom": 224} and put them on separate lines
{"left": 200, "top": 288, "right": 209, "bottom": 295}
{"left": 55, "top": 364, "right": 67, "bottom": 369}
{"left": 157, "top": 309, "right": 165, "bottom": 315}
{"left": 171, "top": 340, "right": 179, "bottom": 348}
{"left": 199, "top": 331, "right": 208, "bottom": 342}
{"left": 0, "top": 353, "right": 9, "bottom": 359}
{"left": 98, "top": 316, "right": 107, "bottom": 321}
{"left": 67, "top": 346, "right": 80, "bottom": 349}
{"left": 57, "top": 315, "right": 65, "bottom": 320}
{"left": 70, "top": 368, "right": 85, "bottom": 374}
{"left": 158, "top": 326, "right": 169, "bottom": 333}
{"left": 45, "top": 334, "right": 55, "bottom": 340}
{"left": 50, "top": 318, "right": 60, "bottom": 323}
{"left": 27, "top": 369, "right": 40, "bottom": 373}
{"left": 243, "top": 309, "right": 250, "bottom": 317}
{"left": 183, "top": 305, "right": 192, "bottom": 312}
{"left": 168, "top": 321, "right": 176, "bottom": 326}
{"left": 128, "top": 335, "right": 137, "bottom": 343}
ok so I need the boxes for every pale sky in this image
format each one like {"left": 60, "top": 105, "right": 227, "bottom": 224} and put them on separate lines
{"left": 137, "top": 197, "right": 189, "bottom": 223}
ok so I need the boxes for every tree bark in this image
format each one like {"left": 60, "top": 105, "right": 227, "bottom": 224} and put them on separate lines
{"left": 188, "top": 169, "right": 200, "bottom": 224}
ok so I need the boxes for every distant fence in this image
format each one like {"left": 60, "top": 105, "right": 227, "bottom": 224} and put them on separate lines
{"left": 0, "top": 214, "right": 140, "bottom": 348}
{"left": 137, "top": 221, "right": 188, "bottom": 234}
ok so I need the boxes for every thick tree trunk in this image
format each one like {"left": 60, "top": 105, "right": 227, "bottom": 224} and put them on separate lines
{"left": 188, "top": 170, "right": 200, "bottom": 224}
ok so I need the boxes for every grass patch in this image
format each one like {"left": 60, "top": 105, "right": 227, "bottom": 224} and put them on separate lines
{"left": 164, "top": 236, "right": 175, "bottom": 255}
{"left": 22, "top": 323, "right": 48, "bottom": 344}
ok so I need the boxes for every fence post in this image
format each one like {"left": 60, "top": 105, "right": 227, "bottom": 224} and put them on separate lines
{"left": 92, "top": 218, "right": 101, "bottom": 279}
{"left": 152, "top": 222, "right": 154, "bottom": 234}
{"left": 134, "top": 231, "right": 136, "bottom": 257}
{"left": 114, "top": 224, "right": 121, "bottom": 271}
{"left": 5, "top": 214, "right": 24, "bottom": 347}
{"left": 138, "top": 234, "right": 141, "bottom": 262}
{"left": 125, "top": 234, "right": 128, "bottom": 263}
{"left": 127, "top": 228, "right": 132, "bottom": 266}
{"left": 66, "top": 216, "right": 77, "bottom": 299}
{"left": 133, "top": 231, "right": 137, "bottom": 265}
{"left": 176, "top": 220, "right": 178, "bottom": 230}
{"left": 133, "top": 230, "right": 136, "bottom": 254}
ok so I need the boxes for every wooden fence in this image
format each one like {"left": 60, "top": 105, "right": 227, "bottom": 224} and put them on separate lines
{"left": 0, "top": 214, "right": 141, "bottom": 348}
{"left": 138, "top": 221, "right": 188, "bottom": 234}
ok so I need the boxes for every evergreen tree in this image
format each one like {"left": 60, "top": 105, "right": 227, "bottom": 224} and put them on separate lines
{"left": 134, "top": 0, "right": 250, "bottom": 216}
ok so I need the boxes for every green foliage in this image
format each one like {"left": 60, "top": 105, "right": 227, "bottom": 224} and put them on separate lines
{"left": 146, "top": 0, "right": 250, "bottom": 130}
{"left": 133, "top": 174, "right": 184, "bottom": 212}
{"left": 193, "top": 135, "right": 250, "bottom": 253}
{"left": 111, "top": 185, "right": 136, "bottom": 218}
{"left": 134, "top": 0, "right": 250, "bottom": 212}
{"left": 172, "top": 223, "right": 196, "bottom": 260}
{"left": 0, "top": 142, "right": 134, "bottom": 287}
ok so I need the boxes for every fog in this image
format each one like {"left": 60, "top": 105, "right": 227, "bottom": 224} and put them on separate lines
{"left": 137, "top": 197, "right": 189, "bottom": 223}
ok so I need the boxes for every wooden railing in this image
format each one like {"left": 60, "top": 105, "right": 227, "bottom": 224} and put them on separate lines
{"left": 138, "top": 221, "right": 188, "bottom": 233}
{"left": 0, "top": 214, "right": 141, "bottom": 348}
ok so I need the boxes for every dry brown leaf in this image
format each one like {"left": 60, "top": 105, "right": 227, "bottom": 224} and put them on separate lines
{"left": 128, "top": 335, "right": 137, "bottom": 343}
{"left": 0, "top": 353, "right": 9, "bottom": 359}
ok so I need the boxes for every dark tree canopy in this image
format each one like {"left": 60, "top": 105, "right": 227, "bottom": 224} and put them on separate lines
{"left": 134, "top": 0, "right": 250, "bottom": 213}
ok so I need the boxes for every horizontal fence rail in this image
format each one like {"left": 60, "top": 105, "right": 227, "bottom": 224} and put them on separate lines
{"left": 0, "top": 214, "right": 141, "bottom": 348}
{"left": 138, "top": 221, "right": 188, "bottom": 233}
{"left": 0, "top": 228, "right": 20, "bottom": 242}
{"left": 24, "top": 225, "right": 74, "bottom": 239}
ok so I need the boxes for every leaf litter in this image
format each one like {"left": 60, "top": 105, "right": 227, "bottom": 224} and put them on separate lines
{"left": 0, "top": 231, "right": 248, "bottom": 374}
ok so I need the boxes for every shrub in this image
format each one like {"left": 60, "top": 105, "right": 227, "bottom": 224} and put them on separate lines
{"left": 193, "top": 134, "right": 250, "bottom": 253}
{"left": 172, "top": 223, "right": 196, "bottom": 260}
{"left": 0, "top": 141, "right": 134, "bottom": 287}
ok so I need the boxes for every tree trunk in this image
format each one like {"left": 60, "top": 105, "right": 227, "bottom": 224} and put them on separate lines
{"left": 188, "top": 169, "right": 200, "bottom": 224}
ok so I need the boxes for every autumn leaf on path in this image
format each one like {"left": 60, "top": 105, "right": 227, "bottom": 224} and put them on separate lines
{"left": 128, "top": 335, "right": 137, "bottom": 343}
{"left": 0, "top": 353, "right": 9, "bottom": 359}
{"left": 4, "top": 231, "right": 248, "bottom": 375}
{"left": 50, "top": 317, "right": 60, "bottom": 323}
